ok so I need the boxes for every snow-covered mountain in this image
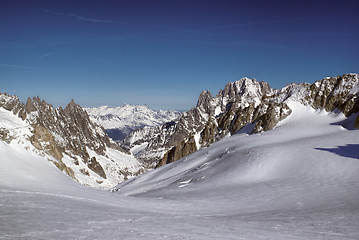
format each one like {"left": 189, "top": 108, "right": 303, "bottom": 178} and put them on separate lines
{"left": 85, "top": 104, "right": 181, "bottom": 141}
{"left": 0, "top": 94, "right": 143, "bottom": 189}
{"left": 1, "top": 74, "right": 358, "bottom": 190}
{"left": 122, "top": 73, "right": 359, "bottom": 168}
{"left": 1, "top": 98, "right": 359, "bottom": 239}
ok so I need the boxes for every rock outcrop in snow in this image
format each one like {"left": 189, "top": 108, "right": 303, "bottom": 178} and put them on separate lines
{"left": 3, "top": 97, "right": 359, "bottom": 240}
{"left": 1, "top": 73, "right": 358, "bottom": 186}
{"left": 122, "top": 74, "right": 359, "bottom": 167}
{"left": 0, "top": 94, "right": 142, "bottom": 188}
{"left": 355, "top": 113, "right": 359, "bottom": 129}
{"left": 85, "top": 104, "right": 181, "bottom": 141}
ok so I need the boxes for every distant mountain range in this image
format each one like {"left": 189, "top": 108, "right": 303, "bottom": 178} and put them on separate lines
{"left": 85, "top": 105, "right": 181, "bottom": 141}
{"left": 0, "top": 73, "right": 358, "bottom": 188}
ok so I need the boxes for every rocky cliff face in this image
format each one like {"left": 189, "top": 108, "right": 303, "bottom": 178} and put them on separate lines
{"left": 0, "top": 94, "right": 142, "bottom": 188}
{"left": 121, "top": 106, "right": 207, "bottom": 167}
{"left": 2, "top": 74, "right": 357, "bottom": 186}
{"left": 355, "top": 112, "right": 359, "bottom": 129}
{"left": 122, "top": 74, "right": 359, "bottom": 167}
{"left": 122, "top": 77, "right": 278, "bottom": 167}
{"left": 308, "top": 74, "right": 359, "bottom": 116}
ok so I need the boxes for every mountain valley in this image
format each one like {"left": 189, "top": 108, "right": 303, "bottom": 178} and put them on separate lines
{"left": 1, "top": 73, "right": 359, "bottom": 239}
{"left": 85, "top": 104, "right": 181, "bottom": 141}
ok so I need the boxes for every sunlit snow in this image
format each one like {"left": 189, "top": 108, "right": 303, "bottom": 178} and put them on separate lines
{"left": 1, "top": 103, "right": 359, "bottom": 239}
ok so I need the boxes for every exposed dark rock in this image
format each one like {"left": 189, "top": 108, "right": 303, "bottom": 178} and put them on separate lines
{"left": 80, "top": 168, "right": 90, "bottom": 176}
{"left": 196, "top": 90, "right": 213, "bottom": 112}
{"left": 0, "top": 128, "right": 12, "bottom": 144}
{"left": 157, "top": 136, "right": 197, "bottom": 167}
{"left": 217, "top": 103, "right": 257, "bottom": 135}
{"left": 252, "top": 103, "right": 292, "bottom": 133}
{"left": 354, "top": 112, "right": 359, "bottom": 129}
{"left": 308, "top": 74, "right": 359, "bottom": 116}
{"left": 124, "top": 77, "right": 274, "bottom": 165}
{"left": 200, "top": 119, "right": 219, "bottom": 147}
{"left": 25, "top": 97, "right": 38, "bottom": 113}
{"left": 0, "top": 93, "right": 128, "bottom": 180}
{"left": 123, "top": 74, "right": 359, "bottom": 168}
{"left": 122, "top": 106, "right": 209, "bottom": 166}
{"left": 30, "top": 124, "right": 64, "bottom": 161}
{"left": 52, "top": 160, "right": 76, "bottom": 180}
{"left": 86, "top": 156, "right": 107, "bottom": 179}
{"left": 157, "top": 147, "right": 176, "bottom": 167}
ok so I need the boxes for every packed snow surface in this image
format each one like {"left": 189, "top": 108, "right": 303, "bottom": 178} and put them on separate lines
{"left": 1, "top": 102, "right": 359, "bottom": 239}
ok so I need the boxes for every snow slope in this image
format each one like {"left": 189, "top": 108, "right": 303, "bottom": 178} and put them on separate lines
{"left": 1, "top": 102, "right": 359, "bottom": 239}
{"left": 85, "top": 104, "right": 181, "bottom": 141}
{"left": 0, "top": 106, "right": 142, "bottom": 189}
{"left": 121, "top": 74, "right": 359, "bottom": 166}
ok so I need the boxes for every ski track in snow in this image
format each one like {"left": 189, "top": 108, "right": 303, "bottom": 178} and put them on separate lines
{"left": 1, "top": 103, "right": 359, "bottom": 239}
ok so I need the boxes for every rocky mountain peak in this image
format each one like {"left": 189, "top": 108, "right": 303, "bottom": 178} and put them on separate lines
{"left": 64, "top": 99, "right": 87, "bottom": 120}
{"left": 196, "top": 90, "right": 213, "bottom": 109}
{"left": 304, "top": 74, "right": 359, "bottom": 116}
{"left": 122, "top": 73, "right": 359, "bottom": 169}
{"left": 0, "top": 93, "right": 23, "bottom": 113}
{"left": 64, "top": 98, "right": 77, "bottom": 110}
{"left": 259, "top": 81, "right": 273, "bottom": 96}
{"left": 24, "top": 96, "right": 49, "bottom": 117}
{"left": 0, "top": 93, "right": 141, "bottom": 188}
{"left": 220, "top": 77, "right": 261, "bottom": 97}
{"left": 217, "top": 77, "right": 274, "bottom": 110}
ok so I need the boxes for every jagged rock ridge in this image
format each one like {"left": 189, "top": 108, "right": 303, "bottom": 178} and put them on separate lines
{"left": 0, "top": 94, "right": 142, "bottom": 188}
{"left": 122, "top": 74, "right": 359, "bottom": 167}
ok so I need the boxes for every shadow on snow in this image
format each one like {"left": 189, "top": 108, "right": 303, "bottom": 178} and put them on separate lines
{"left": 315, "top": 144, "right": 359, "bottom": 160}
{"left": 330, "top": 113, "right": 357, "bottom": 130}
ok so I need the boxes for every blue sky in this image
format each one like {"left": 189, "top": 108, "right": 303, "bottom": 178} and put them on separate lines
{"left": 1, "top": 0, "right": 358, "bottom": 110}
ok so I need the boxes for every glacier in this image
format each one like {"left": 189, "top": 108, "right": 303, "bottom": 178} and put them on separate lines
{"left": 1, "top": 101, "right": 359, "bottom": 239}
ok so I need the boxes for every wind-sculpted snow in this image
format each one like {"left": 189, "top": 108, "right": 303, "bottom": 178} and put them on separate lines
{"left": 1, "top": 102, "right": 359, "bottom": 239}
{"left": 85, "top": 104, "right": 181, "bottom": 141}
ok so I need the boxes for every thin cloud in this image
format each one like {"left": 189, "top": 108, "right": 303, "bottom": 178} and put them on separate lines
{"left": 39, "top": 52, "right": 53, "bottom": 58}
{"left": 229, "top": 40, "right": 288, "bottom": 49}
{"left": 202, "top": 18, "right": 309, "bottom": 31}
{"left": 43, "top": 9, "right": 124, "bottom": 24}
{"left": 160, "top": 17, "right": 311, "bottom": 35}
{"left": 0, "top": 64, "right": 48, "bottom": 70}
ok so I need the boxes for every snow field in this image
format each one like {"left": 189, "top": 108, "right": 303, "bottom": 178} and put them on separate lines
{"left": 1, "top": 102, "right": 359, "bottom": 239}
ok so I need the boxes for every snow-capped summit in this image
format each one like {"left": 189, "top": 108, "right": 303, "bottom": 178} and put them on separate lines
{"left": 85, "top": 104, "right": 181, "bottom": 141}
{"left": 0, "top": 94, "right": 142, "bottom": 189}
{"left": 196, "top": 77, "right": 274, "bottom": 116}
{"left": 2, "top": 87, "right": 359, "bottom": 240}
{"left": 122, "top": 74, "right": 359, "bottom": 168}
{"left": 1, "top": 74, "right": 358, "bottom": 188}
